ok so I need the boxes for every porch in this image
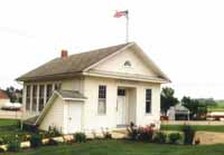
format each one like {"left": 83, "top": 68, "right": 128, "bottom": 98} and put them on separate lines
{"left": 116, "top": 87, "right": 137, "bottom": 127}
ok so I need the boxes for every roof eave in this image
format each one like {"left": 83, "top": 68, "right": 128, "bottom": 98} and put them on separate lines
{"left": 16, "top": 71, "right": 83, "bottom": 82}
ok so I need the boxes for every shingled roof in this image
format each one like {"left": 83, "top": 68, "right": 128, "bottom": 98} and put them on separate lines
{"left": 17, "top": 43, "right": 130, "bottom": 81}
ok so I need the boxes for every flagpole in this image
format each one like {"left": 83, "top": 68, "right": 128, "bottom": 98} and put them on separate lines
{"left": 126, "top": 10, "right": 129, "bottom": 43}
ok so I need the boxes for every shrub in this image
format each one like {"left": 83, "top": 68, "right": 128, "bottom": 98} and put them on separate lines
{"left": 168, "top": 132, "right": 182, "bottom": 144}
{"left": 7, "top": 140, "right": 21, "bottom": 152}
{"left": 103, "top": 132, "right": 112, "bottom": 139}
{"left": 127, "top": 122, "right": 155, "bottom": 141}
{"left": 30, "top": 134, "right": 42, "bottom": 148}
{"left": 47, "top": 138, "right": 59, "bottom": 146}
{"left": 153, "top": 132, "right": 167, "bottom": 144}
{"left": 138, "top": 126, "right": 154, "bottom": 142}
{"left": 47, "top": 126, "right": 61, "bottom": 137}
{"left": 182, "top": 125, "right": 195, "bottom": 145}
{"left": 127, "top": 122, "right": 138, "bottom": 140}
{"left": 20, "top": 134, "right": 31, "bottom": 141}
{"left": 22, "top": 123, "right": 39, "bottom": 133}
{"left": 74, "top": 132, "right": 86, "bottom": 143}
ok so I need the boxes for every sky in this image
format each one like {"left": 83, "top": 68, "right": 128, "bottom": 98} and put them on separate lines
{"left": 0, "top": 0, "right": 224, "bottom": 99}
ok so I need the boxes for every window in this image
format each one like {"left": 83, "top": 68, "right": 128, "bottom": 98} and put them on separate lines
{"left": 39, "top": 85, "right": 45, "bottom": 111}
{"left": 98, "top": 85, "right": 106, "bottom": 114}
{"left": 26, "top": 85, "right": 31, "bottom": 111}
{"left": 32, "top": 85, "right": 37, "bottom": 112}
{"left": 118, "top": 89, "right": 126, "bottom": 96}
{"left": 54, "top": 83, "right": 61, "bottom": 91}
{"left": 145, "top": 89, "right": 152, "bottom": 113}
{"left": 46, "top": 84, "right": 52, "bottom": 102}
{"left": 124, "top": 60, "right": 131, "bottom": 67}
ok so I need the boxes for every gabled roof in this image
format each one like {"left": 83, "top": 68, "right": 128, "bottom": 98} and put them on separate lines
{"left": 17, "top": 43, "right": 129, "bottom": 81}
{"left": 0, "top": 90, "right": 9, "bottom": 99}
{"left": 17, "top": 42, "right": 170, "bottom": 83}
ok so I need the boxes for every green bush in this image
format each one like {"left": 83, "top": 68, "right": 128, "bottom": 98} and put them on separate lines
{"left": 30, "top": 134, "right": 42, "bottom": 148}
{"left": 182, "top": 125, "right": 195, "bottom": 145}
{"left": 168, "top": 132, "right": 182, "bottom": 144}
{"left": 47, "top": 126, "right": 61, "bottom": 137}
{"left": 153, "top": 132, "right": 167, "bottom": 144}
{"left": 74, "top": 132, "right": 86, "bottom": 143}
{"left": 7, "top": 140, "right": 21, "bottom": 152}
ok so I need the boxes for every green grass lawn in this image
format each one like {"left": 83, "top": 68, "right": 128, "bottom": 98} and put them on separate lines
{"left": 161, "top": 124, "right": 224, "bottom": 132}
{"left": 0, "top": 119, "right": 18, "bottom": 126}
{"left": 1, "top": 119, "right": 224, "bottom": 155}
{"left": 0, "top": 119, "right": 30, "bottom": 138}
{"left": 5, "top": 140, "right": 224, "bottom": 155}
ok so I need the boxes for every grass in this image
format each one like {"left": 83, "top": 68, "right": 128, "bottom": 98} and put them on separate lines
{"left": 0, "top": 119, "right": 18, "bottom": 127}
{"left": 161, "top": 124, "right": 224, "bottom": 132}
{"left": 208, "top": 100, "right": 224, "bottom": 112}
{"left": 0, "top": 119, "right": 30, "bottom": 137}
{"left": 5, "top": 140, "right": 224, "bottom": 155}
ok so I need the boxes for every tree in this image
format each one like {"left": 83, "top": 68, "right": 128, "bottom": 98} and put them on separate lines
{"left": 181, "top": 96, "right": 211, "bottom": 120}
{"left": 160, "top": 87, "right": 179, "bottom": 114}
{"left": 5, "top": 86, "right": 22, "bottom": 103}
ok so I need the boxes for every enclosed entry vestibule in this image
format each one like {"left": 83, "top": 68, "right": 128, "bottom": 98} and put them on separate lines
{"left": 116, "top": 87, "right": 136, "bottom": 127}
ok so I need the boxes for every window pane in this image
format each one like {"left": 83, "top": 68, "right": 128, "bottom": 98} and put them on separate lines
{"left": 146, "top": 89, "right": 152, "bottom": 113}
{"left": 98, "top": 85, "right": 106, "bottom": 114}
{"left": 32, "top": 85, "right": 37, "bottom": 112}
{"left": 54, "top": 83, "right": 61, "bottom": 91}
{"left": 146, "top": 89, "right": 151, "bottom": 100}
{"left": 118, "top": 89, "right": 125, "bottom": 96}
{"left": 146, "top": 101, "right": 151, "bottom": 113}
{"left": 26, "top": 85, "right": 31, "bottom": 111}
{"left": 46, "top": 84, "right": 52, "bottom": 102}
{"left": 39, "top": 85, "right": 44, "bottom": 111}
{"left": 98, "top": 85, "right": 106, "bottom": 98}
{"left": 98, "top": 99, "right": 106, "bottom": 114}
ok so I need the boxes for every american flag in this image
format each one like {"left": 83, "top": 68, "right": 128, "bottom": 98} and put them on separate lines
{"left": 113, "top": 10, "right": 128, "bottom": 18}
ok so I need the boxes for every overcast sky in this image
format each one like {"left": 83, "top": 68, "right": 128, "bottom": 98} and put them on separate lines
{"left": 0, "top": 0, "right": 224, "bottom": 99}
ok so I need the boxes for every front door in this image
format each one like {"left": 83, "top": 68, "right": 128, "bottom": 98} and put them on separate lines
{"left": 116, "top": 89, "right": 128, "bottom": 125}
{"left": 67, "top": 102, "right": 83, "bottom": 133}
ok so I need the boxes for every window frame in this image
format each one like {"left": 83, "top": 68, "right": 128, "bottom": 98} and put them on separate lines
{"left": 26, "top": 85, "right": 31, "bottom": 111}
{"left": 145, "top": 89, "right": 152, "bottom": 114}
{"left": 98, "top": 85, "right": 107, "bottom": 115}
{"left": 32, "top": 85, "right": 37, "bottom": 112}
{"left": 38, "top": 85, "right": 45, "bottom": 111}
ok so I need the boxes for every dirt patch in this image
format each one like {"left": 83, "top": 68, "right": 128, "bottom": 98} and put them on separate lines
{"left": 195, "top": 131, "right": 224, "bottom": 145}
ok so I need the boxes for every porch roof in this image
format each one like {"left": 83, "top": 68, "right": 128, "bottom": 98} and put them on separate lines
{"left": 57, "top": 90, "right": 86, "bottom": 100}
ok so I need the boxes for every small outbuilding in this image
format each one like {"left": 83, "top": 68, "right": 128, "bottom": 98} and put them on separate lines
{"left": 167, "top": 104, "right": 190, "bottom": 120}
